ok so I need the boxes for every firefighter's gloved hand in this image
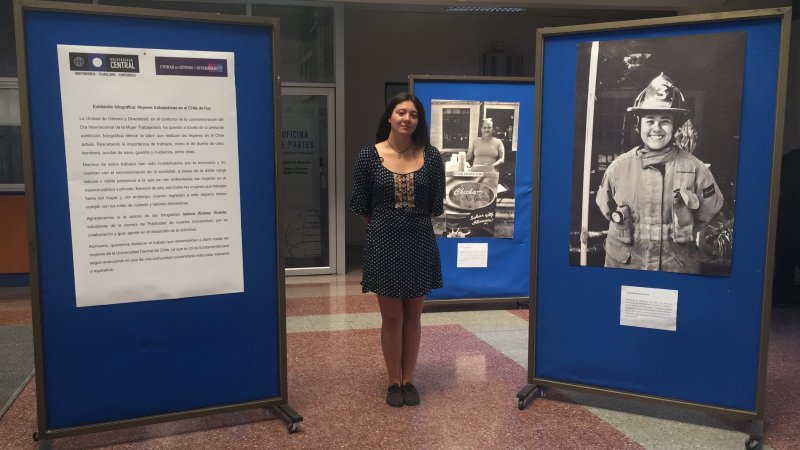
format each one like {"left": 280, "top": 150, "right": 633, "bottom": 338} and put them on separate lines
{"left": 672, "top": 191, "right": 696, "bottom": 243}
{"left": 675, "top": 188, "right": 699, "bottom": 210}
{"left": 611, "top": 205, "right": 632, "bottom": 244}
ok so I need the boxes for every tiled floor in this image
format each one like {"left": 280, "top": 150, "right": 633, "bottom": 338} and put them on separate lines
{"left": 1, "top": 271, "right": 798, "bottom": 449}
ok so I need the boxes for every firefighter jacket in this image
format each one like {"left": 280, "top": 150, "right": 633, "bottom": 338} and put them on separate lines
{"left": 595, "top": 145, "right": 724, "bottom": 273}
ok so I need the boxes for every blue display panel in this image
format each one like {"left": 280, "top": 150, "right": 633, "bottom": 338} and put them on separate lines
{"left": 533, "top": 16, "right": 783, "bottom": 411}
{"left": 413, "top": 79, "right": 534, "bottom": 300}
{"left": 22, "top": 8, "right": 281, "bottom": 429}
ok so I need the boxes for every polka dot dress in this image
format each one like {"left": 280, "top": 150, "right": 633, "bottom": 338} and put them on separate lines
{"left": 350, "top": 145, "right": 445, "bottom": 299}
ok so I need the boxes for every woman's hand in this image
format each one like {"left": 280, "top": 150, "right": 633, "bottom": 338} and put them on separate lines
{"left": 361, "top": 216, "right": 371, "bottom": 225}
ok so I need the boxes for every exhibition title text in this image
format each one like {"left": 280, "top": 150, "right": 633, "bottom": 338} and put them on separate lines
{"left": 93, "top": 104, "right": 212, "bottom": 111}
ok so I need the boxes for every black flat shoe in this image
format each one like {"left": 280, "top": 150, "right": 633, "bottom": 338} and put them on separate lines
{"left": 386, "top": 384, "right": 403, "bottom": 407}
{"left": 402, "top": 383, "right": 420, "bottom": 406}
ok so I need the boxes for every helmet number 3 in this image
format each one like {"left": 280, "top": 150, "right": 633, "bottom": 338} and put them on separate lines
{"left": 655, "top": 85, "right": 669, "bottom": 99}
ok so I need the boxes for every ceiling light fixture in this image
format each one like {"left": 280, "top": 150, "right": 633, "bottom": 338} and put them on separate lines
{"left": 446, "top": 6, "right": 527, "bottom": 13}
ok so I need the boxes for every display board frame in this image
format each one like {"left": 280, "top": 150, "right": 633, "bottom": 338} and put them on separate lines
{"left": 15, "top": 0, "right": 300, "bottom": 441}
{"left": 410, "top": 75, "right": 534, "bottom": 304}
{"left": 520, "top": 7, "right": 791, "bottom": 432}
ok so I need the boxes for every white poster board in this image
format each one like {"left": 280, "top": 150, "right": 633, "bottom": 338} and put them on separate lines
{"left": 57, "top": 44, "right": 244, "bottom": 307}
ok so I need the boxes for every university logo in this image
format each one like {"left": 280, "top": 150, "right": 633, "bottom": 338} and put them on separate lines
{"left": 68, "top": 53, "right": 140, "bottom": 73}
{"left": 155, "top": 57, "right": 228, "bottom": 77}
{"left": 207, "top": 63, "right": 225, "bottom": 73}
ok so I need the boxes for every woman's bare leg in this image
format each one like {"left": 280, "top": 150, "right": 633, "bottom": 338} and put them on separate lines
{"left": 401, "top": 296, "right": 424, "bottom": 384}
{"left": 377, "top": 294, "right": 404, "bottom": 385}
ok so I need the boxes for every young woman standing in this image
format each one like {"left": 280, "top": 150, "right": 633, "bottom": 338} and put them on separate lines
{"left": 350, "top": 93, "right": 445, "bottom": 407}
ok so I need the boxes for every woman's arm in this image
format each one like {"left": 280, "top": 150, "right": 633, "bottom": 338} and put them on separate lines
{"left": 466, "top": 140, "right": 475, "bottom": 165}
{"left": 429, "top": 149, "right": 446, "bottom": 217}
{"left": 349, "top": 147, "right": 373, "bottom": 217}
{"left": 493, "top": 139, "right": 505, "bottom": 167}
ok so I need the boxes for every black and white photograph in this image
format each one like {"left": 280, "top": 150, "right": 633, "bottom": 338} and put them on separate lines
{"left": 429, "top": 99, "right": 520, "bottom": 238}
{"left": 568, "top": 32, "right": 745, "bottom": 275}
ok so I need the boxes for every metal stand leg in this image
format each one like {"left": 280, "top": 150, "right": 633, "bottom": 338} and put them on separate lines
{"left": 271, "top": 403, "right": 303, "bottom": 434}
{"left": 745, "top": 419, "right": 763, "bottom": 449}
{"left": 516, "top": 384, "right": 545, "bottom": 410}
{"left": 33, "top": 431, "right": 51, "bottom": 450}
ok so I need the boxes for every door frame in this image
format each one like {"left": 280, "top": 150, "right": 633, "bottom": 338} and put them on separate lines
{"left": 281, "top": 85, "right": 337, "bottom": 275}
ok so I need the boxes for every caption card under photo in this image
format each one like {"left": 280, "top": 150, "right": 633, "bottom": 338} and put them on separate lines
{"left": 620, "top": 285, "right": 678, "bottom": 331}
{"left": 457, "top": 243, "right": 488, "bottom": 268}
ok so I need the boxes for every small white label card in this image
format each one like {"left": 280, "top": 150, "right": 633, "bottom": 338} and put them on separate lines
{"left": 620, "top": 285, "right": 678, "bottom": 331}
{"left": 457, "top": 243, "right": 488, "bottom": 268}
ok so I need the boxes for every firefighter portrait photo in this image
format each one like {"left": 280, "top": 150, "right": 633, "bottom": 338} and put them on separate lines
{"left": 568, "top": 32, "right": 746, "bottom": 275}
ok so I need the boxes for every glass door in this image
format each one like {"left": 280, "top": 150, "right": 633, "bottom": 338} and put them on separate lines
{"left": 281, "top": 86, "right": 336, "bottom": 275}
{"left": 0, "top": 78, "right": 23, "bottom": 192}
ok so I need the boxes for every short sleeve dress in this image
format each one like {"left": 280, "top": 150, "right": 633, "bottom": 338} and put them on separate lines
{"left": 350, "top": 144, "right": 446, "bottom": 298}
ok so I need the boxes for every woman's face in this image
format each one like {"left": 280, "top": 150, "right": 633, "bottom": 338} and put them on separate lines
{"left": 389, "top": 100, "right": 419, "bottom": 137}
{"left": 639, "top": 113, "right": 674, "bottom": 151}
{"left": 481, "top": 122, "right": 494, "bottom": 137}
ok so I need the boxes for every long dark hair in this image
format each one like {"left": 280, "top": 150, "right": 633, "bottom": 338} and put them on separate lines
{"left": 375, "top": 92, "right": 430, "bottom": 146}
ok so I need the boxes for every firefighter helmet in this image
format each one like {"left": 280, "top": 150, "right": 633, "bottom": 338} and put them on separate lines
{"left": 627, "top": 73, "right": 691, "bottom": 119}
